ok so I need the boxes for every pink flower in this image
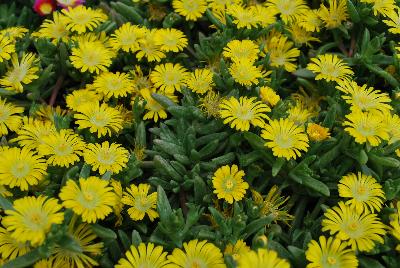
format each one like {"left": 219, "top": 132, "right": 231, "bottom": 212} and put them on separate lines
{"left": 33, "top": 0, "right": 56, "bottom": 16}
{"left": 56, "top": 0, "right": 85, "bottom": 8}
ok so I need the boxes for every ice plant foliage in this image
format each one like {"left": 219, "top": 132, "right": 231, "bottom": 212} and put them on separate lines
{"left": 0, "top": 0, "right": 400, "bottom": 266}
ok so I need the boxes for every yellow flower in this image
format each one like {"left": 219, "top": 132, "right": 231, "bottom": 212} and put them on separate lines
{"left": 0, "top": 147, "right": 47, "bottom": 191}
{"left": 212, "top": 164, "right": 249, "bottom": 204}
{"left": 74, "top": 102, "right": 123, "bottom": 138}
{"left": 384, "top": 9, "right": 400, "bottom": 34}
{"left": 298, "top": 9, "right": 322, "bottom": 32}
{"left": 62, "top": 5, "right": 107, "bottom": 33}
{"left": 360, "top": 0, "right": 397, "bottom": 17}
{"left": 307, "top": 123, "right": 331, "bottom": 142}
{"left": 208, "top": 0, "right": 241, "bottom": 11}
{"left": 122, "top": 183, "right": 159, "bottom": 221}
{"left": 33, "top": 105, "right": 68, "bottom": 123}
{"left": 261, "top": 118, "right": 309, "bottom": 160}
{"left": 110, "top": 23, "right": 146, "bottom": 53}
{"left": 111, "top": 179, "right": 124, "bottom": 226}
{"left": 262, "top": 34, "right": 300, "bottom": 72}
{"left": 237, "top": 248, "right": 290, "bottom": 268}
{"left": 259, "top": 86, "right": 280, "bottom": 107}
{"left": 0, "top": 97, "right": 23, "bottom": 136}
{"left": 223, "top": 39, "right": 260, "bottom": 63}
{"left": 83, "top": 141, "right": 129, "bottom": 175}
{"left": 51, "top": 221, "right": 103, "bottom": 268}
{"left": 172, "top": 0, "right": 208, "bottom": 21}
{"left": 92, "top": 72, "right": 134, "bottom": 99}
{"left": 167, "top": 239, "right": 226, "bottom": 268}
{"left": 59, "top": 177, "right": 117, "bottom": 223}
{"left": 318, "top": 0, "right": 348, "bottom": 29}
{"left": 219, "top": 96, "right": 270, "bottom": 132}
{"left": 150, "top": 63, "right": 189, "bottom": 93}
{"left": 389, "top": 201, "right": 400, "bottom": 252}
{"left": 199, "top": 90, "right": 223, "bottom": 118}
{"left": 383, "top": 113, "right": 400, "bottom": 144}
{"left": 338, "top": 172, "right": 385, "bottom": 213}
{"left": 224, "top": 240, "right": 250, "bottom": 261}
{"left": 286, "top": 103, "right": 316, "bottom": 125}
{"left": 336, "top": 79, "right": 392, "bottom": 113}
{"left": 185, "top": 68, "right": 215, "bottom": 94}
{"left": 11, "top": 117, "right": 57, "bottom": 151}
{"left": 287, "top": 24, "right": 320, "bottom": 47}
{"left": 0, "top": 185, "right": 12, "bottom": 198}
{"left": 322, "top": 201, "right": 386, "bottom": 252}
{"left": 252, "top": 5, "right": 277, "bottom": 27}
{"left": 229, "top": 60, "right": 263, "bottom": 86}
{"left": 66, "top": 88, "right": 102, "bottom": 111}
{"left": 227, "top": 5, "right": 259, "bottom": 29}
{"left": 2, "top": 196, "right": 64, "bottom": 246}
{"left": 0, "top": 53, "right": 39, "bottom": 92}
{"left": 265, "top": 0, "right": 308, "bottom": 23}
{"left": 116, "top": 243, "right": 170, "bottom": 268}
{"left": 0, "top": 27, "right": 28, "bottom": 40}
{"left": 136, "top": 29, "right": 166, "bottom": 62}
{"left": 0, "top": 34, "right": 15, "bottom": 62}
{"left": 38, "top": 129, "right": 86, "bottom": 167}
{"left": 343, "top": 111, "right": 389, "bottom": 146}
{"left": 307, "top": 54, "right": 353, "bottom": 83}
{"left": 0, "top": 227, "right": 31, "bottom": 261}
{"left": 155, "top": 28, "right": 188, "bottom": 52}
{"left": 70, "top": 41, "right": 113, "bottom": 74}
{"left": 305, "top": 236, "right": 358, "bottom": 268}
{"left": 33, "top": 12, "right": 69, "bottom": 44}
{"left": 141, "top": 88, "right": 177, "bottom": 122}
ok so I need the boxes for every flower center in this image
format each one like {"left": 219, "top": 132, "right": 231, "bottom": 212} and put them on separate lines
{"left": 90, "top": 112, "right": 109, "bottom": 127}
{"left": 356, "top": 123, "right": 375, "bottom": 137}
{"left": 97, "top": 150, "right": 115, "bottom": 165}
{"left": 26, "top": 211, "right": 47, "bottom": 231}
{"left": 11, "top": 162, "right": 31, "bottom": 179}
{"left": 8, "top": 67, "right": 28, "bottom": 83}
{"left": 82, "top": 50, "right": 101, "bottom": 67}
{"left": 39, "top": 3, "right": 53, "bottom": 15}
{"left": 275, "top": 134, "right": 294, "bottom": 149}
{"left": 79, "top": 190, "right": 99, "bottom": 209}
{"left": 182, "top": 0, "right": 199, "bottom": 12}
{"left": 0, "top": 108, "right": 10, "bottom": 121}
{"left": 84, "top": 192, "right": 94, "bottom": 201}
{"left": 163, "top": 72, "right": 181, "bottom": 85}
{"left": 277, "top": 1, "right": 296, "bottom": 15}
{"left": 225, "top": 179, "right": 234, "bottom": 190}
{"left": 235, "top": 106, "right": 253, "bottom": 121}
{"left": 54, "top": 141, "right": 73, "bottom": 156}
{"left": 348, "top": 222, "right": 358, "bottom": 231}
{"left": 327, "top": 256, "right": 337, "bottom": 265}
{"left": 135, "top": 197, "right": 150, "bottom": 211}
{"left": 72, "top": 13, "right": 91, "bottom": 25}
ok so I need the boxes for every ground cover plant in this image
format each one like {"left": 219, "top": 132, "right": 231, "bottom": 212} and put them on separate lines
{"left": 0, "top": 0, "right": 400, "bottom": 267}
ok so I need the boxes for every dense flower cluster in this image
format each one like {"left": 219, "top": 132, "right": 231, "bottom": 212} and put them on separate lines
{"left": 0, "top": 0, "right": 399, "bottom": 267}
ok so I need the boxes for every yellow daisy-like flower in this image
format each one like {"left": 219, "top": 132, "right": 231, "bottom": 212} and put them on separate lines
{"left": 0, "top": 34, "right": 15, "bottom": 62}
{"left": 286, "top": 104, "right": 317, "bottom": 126}
{"left": 252, "top": 5, "right": 277, "bottom": 27}
{"left": 336, "top": 80, "right": 392, "bottom": 113}
{"left": 155, "top": 28, "right": 188, "bottom": 52}
{"left": 150, "top": 63, "right": 189, "bottom": 93}
{"left": 298, "top": 9, "right": 322, "bottom": 32}
{"left": 33, "top": 12, "right": 69, "bottom": 44}
{"left": 66, "top": 88, "right": 102, "bottom": 111}
{"left": 389, "top": 201, "right": 400, "bottom": 252}
{"left": 260, "top": 86, "right": 280, "bottom": 107}
{"left": 51, "top": 221, "right": 103, "bottom": 268}
{"left": 116, "top": 243, "right": 170, "bottom": 268}
{"left": 383, "top": 9, "right": 400, "bottom": 34}
{"left": 166, "top": 239, "right": 226, "bottom": 268}
{"left": 83, "top": 141, "right": 129, "bottom": 175}
{"left": 237, "top": 248, "right": 290, "bottom": 268}
{"left": 318, "top": 0, "right": 348, "bottom": 29}
{"left": 122, "top": 183, "right": 159, "bottom": 221}
{"left": 185, "top": 68, "right": 215, "bottom": 94}
{"left": 59, "top": 177, "right": 117, "bottom": 223}
{"left": 307, "top": 54, "right": 353, "bottom": 83}
{"left": 0, "top": 27, "right": 28, "bottom": 40}
{"left": 0, "top": 53, "right": 39, "bottom": 92}
{"left": 92, "top": 72, "right": 134, "bottom": 99}
{"left": 11, "top": 117, "right": 57, "bottom": 151}
{"left": 62, "top": 5, "right": 107, "bottom": 33}
{"left": 229, "top": 60, "right": 263, "bottom": 86}
{"left": 223, "top": 39, "right": 259, "bottom": 63}
{"left": 141, "top": 88, "right": 171, "bottom": 122}
{"left": 219, "top": 96, "right": 270, "bottom": 132}
{"left": 0, "top": 147, "right": 47, "bottom": 191}
{"left": 305, "top": 236, "right": 358, "bottom": 268}
{"left": 37, "top": 129, "right": 86, "bottom": 167}
{"left": 263, "top": 34, "right": 300, "bottom": 72}
{"left": 287, "top": 25, "right": 320, "bottom": 47}
{"left": 227, "top": 5, "right": 259, "bottom": 29}
{"left": 322, "top": 201, "right": 386, "bottom": 252}
{"left": 70, "top": 41, "right": 113, "bottom": 74}
{"left": 0, "top": 97, "right": 23, "bottom": 136}
{"left": 224, "top": 239, "right": 251, "bottom": 261}
{"left": 110, "top": 23, "right": 146, "bottom": 53}
{"left": 0, "top": 227, "right": 31, "bottom": 261}
{"left": 0, "top": 185, "right": 12, "bottom": 198}
{"left": 74, "top": 102, "right": 123, "bottom": 138}
{"left": 361, "top": 0, "right": 397, "bottom": 17}
{"left": 172, "top": 0, "right": 208, "bottom": 21}
{"left": 383, "top": 113, "right": 400, "bottom": 144}
{"left": 261, "top": 118, "right": 309, "bottom": 160}
{"left": 111, "top": 179, "right": 124, "bottom": 226}
{"left": 307, "top": 123, "right": 331, "bottom": 142}
{"left": 136, "top": 29, "right": 166, "bottom": 62}
{"left": 2, "top": 196, "right": 64, "bottom": 246}
{"left": 338, "top": 172, "right": 385, "bottom": 213}
{"left": 265, "top": 0, "right": 308, "bottom": 23}
{"left": 343, "top": 111, "right": 389, "bottom": 146}
{"left": 212, "top": 164, "right": 249, "bottom": 204}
